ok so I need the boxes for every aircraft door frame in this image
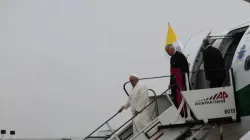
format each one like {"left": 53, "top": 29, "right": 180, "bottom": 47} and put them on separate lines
{"left": 230, "top": 26, "right": 250, "bottom": 91}
{"left": 182, "top": 29, "right": 211, "bottom": 89}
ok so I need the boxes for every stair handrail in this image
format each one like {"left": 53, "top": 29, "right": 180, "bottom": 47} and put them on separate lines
{"left": 83, "top": 89, "right": 161, "bottom": 140}
{"left": 123, "top": 75, "right": 171, "bottom": 96}
{"left": 83, "top": 111, "right": 120, "bottom": 140}
{"left": 148, "top": 89, "right": 160, "bottom": 117}
{"left": 123, "top": 68, "right": 233, "bottom": 97}
{"left": 83, "top": 86, "right": 173, "bottom": 140}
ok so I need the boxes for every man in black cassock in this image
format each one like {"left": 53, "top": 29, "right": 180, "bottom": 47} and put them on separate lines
{"left": 165, "top": 44, "right": 189, "bottom": 110}
{"left": 202, "top": 39, "right": 226, "bottom": 88}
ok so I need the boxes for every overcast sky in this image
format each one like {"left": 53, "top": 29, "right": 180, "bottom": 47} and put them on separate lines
{"left": 0, "top": 0, "right": 250, "bottom": 139}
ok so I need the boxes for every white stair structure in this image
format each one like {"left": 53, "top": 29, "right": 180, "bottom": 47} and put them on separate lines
{"left": 84, "top": 68, "right": 239, "bottom": 140}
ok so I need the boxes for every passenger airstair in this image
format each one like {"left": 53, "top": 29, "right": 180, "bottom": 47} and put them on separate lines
{"left": 84, "top": 68, "right": 239, "bottom": 140}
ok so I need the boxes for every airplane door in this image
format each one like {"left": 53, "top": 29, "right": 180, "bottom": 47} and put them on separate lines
{"left": 182, "top": 30, "right": 211, "bottom": 88}
{"left": 231, "top": 27, "right": 250, "bottom": 91}
{"left": 229, "top": 26, "right": 250, "bottom": 117}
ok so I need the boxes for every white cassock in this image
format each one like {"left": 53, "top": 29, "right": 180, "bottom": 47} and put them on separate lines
{"left": 123, "top": 82, "right": 151, "bottom": 135}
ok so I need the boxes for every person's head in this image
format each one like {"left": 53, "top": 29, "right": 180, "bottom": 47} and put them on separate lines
{"left": 129, "top": 74, "right": 139, "bottom": 87}
{"left": 165, "top": 44, "right": 176, "bottom": 56}
{"left": 202, "top": 38, "right": 210, "bottom": 47}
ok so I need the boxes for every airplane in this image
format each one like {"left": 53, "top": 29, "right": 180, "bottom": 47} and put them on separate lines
{"left": 84, "top": 3, "right": 250, "bottom": 140}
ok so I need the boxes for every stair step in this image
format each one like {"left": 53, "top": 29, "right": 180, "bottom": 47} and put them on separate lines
{"left": 158, "top": 120, "right": 204, "bottom": 130}
{"left": 158, "top": 117, "right": 235, "bottom": 130}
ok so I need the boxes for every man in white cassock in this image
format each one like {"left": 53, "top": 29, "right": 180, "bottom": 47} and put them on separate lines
{"left": 118, "top": 74, "right": 151, "bottom": 135}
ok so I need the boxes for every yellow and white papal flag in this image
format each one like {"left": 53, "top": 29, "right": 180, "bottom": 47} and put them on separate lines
{"left": 165, "top": 23, "right": 184, "bottom": 52}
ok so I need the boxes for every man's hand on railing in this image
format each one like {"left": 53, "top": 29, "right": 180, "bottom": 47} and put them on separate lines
{"left": 118, "top": 106, "right": 125, "bottom": 113}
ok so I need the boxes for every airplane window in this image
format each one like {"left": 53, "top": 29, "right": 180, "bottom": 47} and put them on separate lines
{"left": 244, "top": 55, "right": 250, "bottom": 71}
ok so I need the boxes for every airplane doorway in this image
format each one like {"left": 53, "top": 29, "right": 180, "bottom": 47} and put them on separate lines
{"left": 221, "top": 26, "right": 249, "bottom": 86}
{"left": 223, "top": 27, "right": 248, "bottom": 68}
{"left": 193, "top": 26, "right": 249, "bottom": 90}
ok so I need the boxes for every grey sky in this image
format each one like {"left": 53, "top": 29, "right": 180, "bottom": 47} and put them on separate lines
{"left": 0, "top": 0, "right": 250, "bottom": 139}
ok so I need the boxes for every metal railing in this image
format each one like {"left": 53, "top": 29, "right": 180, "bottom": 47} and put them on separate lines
{"left": 84, "top": 75, "right": 172, "bottom": 140}
{"left": 83, "top": 112, "right": 120, "bottom": 140}
{"left": 123, "top": 75, "right": 171, "bottom": 96}
{"left": 148, "top": 89, "right": 159, "bottom": 117}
